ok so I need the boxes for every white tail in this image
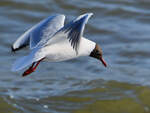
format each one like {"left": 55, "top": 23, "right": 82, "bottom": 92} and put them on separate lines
{"left": 12, "top": 55, "right": 33, "bottom": 71}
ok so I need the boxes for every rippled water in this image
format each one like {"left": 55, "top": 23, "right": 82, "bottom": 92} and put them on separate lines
{"left": 1, "top": 0, "right": 150, "bottom": 113}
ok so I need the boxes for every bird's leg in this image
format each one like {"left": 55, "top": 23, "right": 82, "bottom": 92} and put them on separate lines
{"left": 22, "top": 63, "right": 35, "bottom": 77}
{"left": 22, "top": 58, "right": 45, "bottom": 77}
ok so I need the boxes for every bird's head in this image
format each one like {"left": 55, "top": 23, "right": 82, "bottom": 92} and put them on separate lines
{"left": 89, "top": 44, "right": 107, "bottom": 67}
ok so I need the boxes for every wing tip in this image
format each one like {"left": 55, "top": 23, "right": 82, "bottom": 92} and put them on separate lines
{"left": 11, "top": 44, "right": 27, "bottom": 52}
{"left": 87, "top": 12, "right": 93, "bottom": 16}
{"left": 11, "top": 45, "right": 16, "bottom": 52}
{"left": 76, "top": 12, "right": 93, "bottom": 21}
{"left": 49, "top": 14, "right": 65, "bottom": 22}
{"left": 57, "top": 14, "right": 65, "bottom": 19}
{"left": 83, "top": 12, "right": 93, "bottom": 23}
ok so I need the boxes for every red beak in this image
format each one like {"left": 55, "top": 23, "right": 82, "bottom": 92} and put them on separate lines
{"left": 100, "top": 57, "right": 107, "bottom": 67}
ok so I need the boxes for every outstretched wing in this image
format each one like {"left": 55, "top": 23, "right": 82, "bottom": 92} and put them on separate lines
{"left": 30, "top": 14, "right": 65, "bottom": 49}
{"left": 12, "top": 14, "right": 65, "bottom": 51}
{"left": 46, "top": 13, "right": 93, "bottom": 54}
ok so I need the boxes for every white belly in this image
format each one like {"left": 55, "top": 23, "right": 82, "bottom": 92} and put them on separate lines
{"left": 43, "top": 40, "right": 77, "bottom": 62}
{"left": 41, "top": 37, "right": 95, "bottom": 62}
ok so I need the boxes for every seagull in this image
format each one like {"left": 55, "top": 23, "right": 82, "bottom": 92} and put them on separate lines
{"left": 11, "top": 13, "right": 107, "bottom": 77}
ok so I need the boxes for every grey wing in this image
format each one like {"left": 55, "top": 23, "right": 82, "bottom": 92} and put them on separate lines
{"left": 48, "top": 13, "right": 93, "bottom": 54}
{"left": 12, "top": 14, "right": 65, "bottom": 51}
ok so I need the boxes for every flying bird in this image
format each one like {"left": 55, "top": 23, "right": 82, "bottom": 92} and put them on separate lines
{"left": 11, "top": 13, "right": 107, "bottom": 76}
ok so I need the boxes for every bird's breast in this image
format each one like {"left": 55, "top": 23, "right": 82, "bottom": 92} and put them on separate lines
{"left": 43, "top": 42, "right": 77, "bottom": 62}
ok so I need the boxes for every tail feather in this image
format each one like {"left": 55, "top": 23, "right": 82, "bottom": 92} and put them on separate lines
{"left": 12, "top": 48, "right": 45, "bottom": 72}
{"left": 12, "top": 55, "right": 33, "bottom": 72}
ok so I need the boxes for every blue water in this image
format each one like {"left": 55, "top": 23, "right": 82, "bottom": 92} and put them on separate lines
{"left": 1, "top": 0, "right": 150, "bottom": 113}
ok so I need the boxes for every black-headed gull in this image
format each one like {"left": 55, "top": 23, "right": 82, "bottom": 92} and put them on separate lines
{"left": 11, "top": 13, "right": 107, "bottom": 76}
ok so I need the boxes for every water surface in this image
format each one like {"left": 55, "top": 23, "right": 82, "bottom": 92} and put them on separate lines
{"left": 1, "top": 0, "right": 150, "bottom": 113}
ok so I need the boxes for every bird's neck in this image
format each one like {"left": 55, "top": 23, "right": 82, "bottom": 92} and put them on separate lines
{"left": 78, "top": 37, "right": 96, "bottom": 56}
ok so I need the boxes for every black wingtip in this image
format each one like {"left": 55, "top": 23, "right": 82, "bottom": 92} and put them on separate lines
{"left": 11, "top": 44, "right": 27, "bottom": 52}
{"left": 11, "top": 46, "right": 16, "bottom": 52}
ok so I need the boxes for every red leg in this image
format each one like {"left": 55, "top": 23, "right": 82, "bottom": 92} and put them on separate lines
{"left": 22, "top": 58, "right": 44, "bottom": 77}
